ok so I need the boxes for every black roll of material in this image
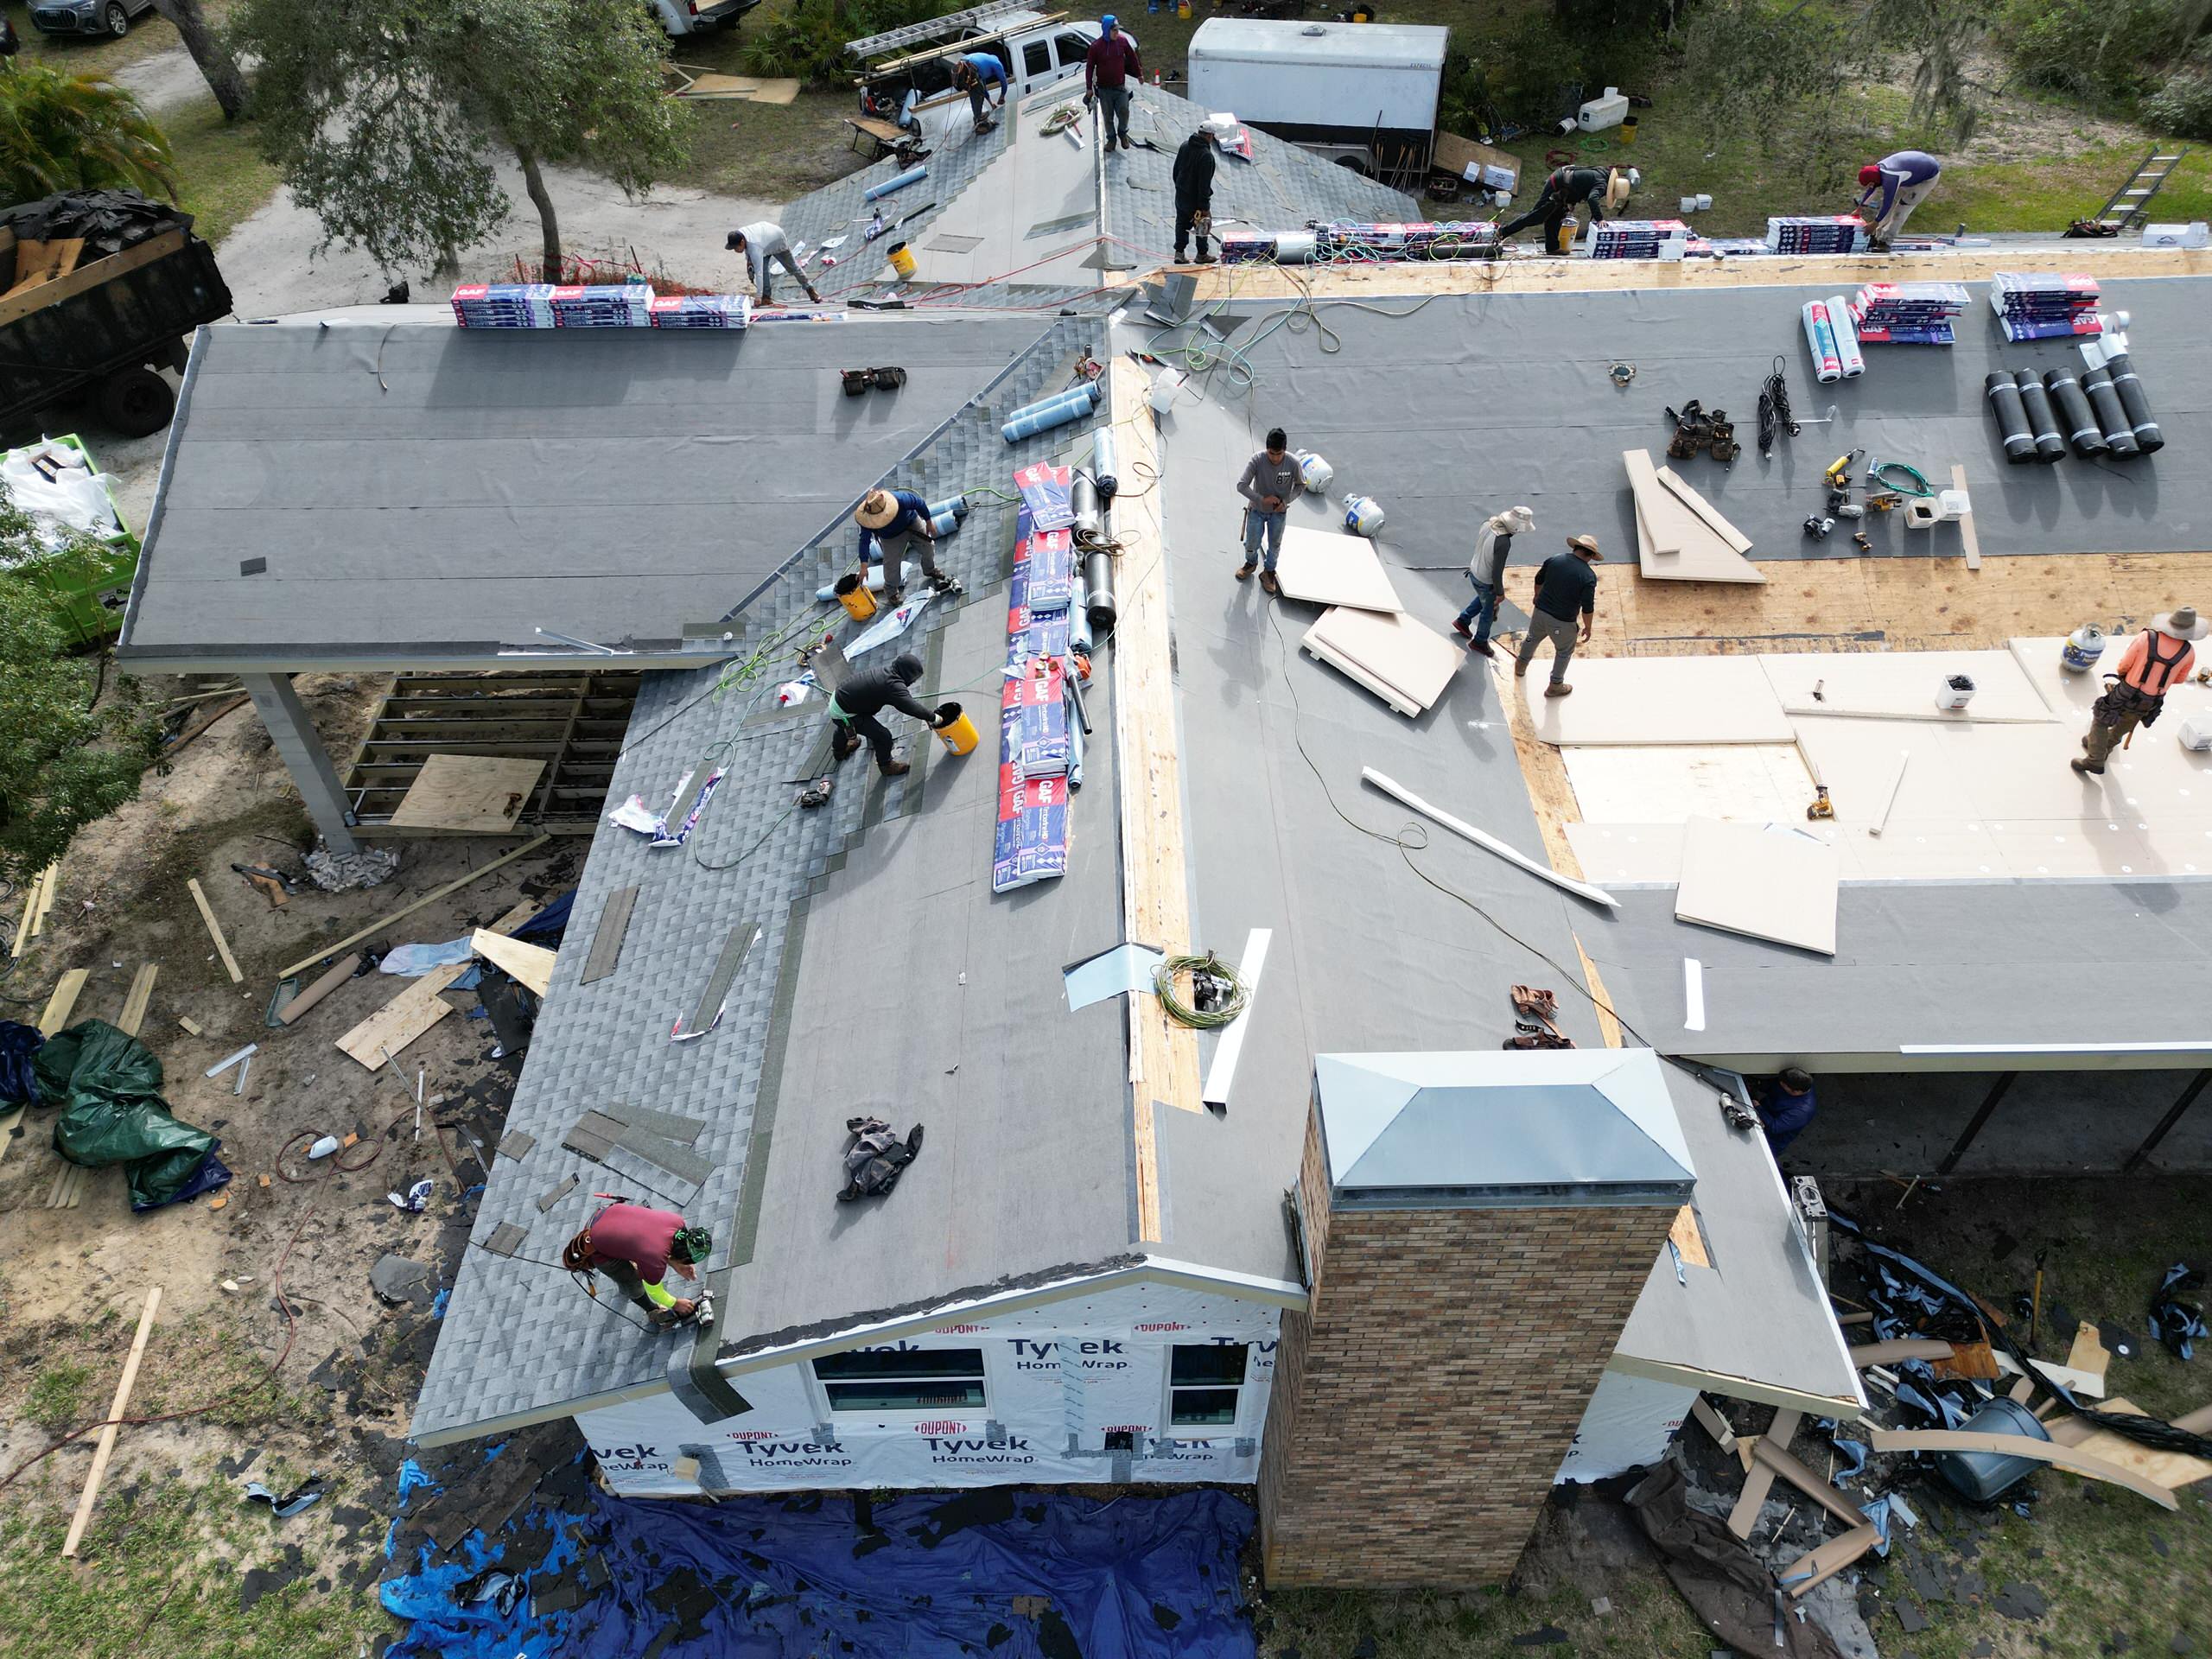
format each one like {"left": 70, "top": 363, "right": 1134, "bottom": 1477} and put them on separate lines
{"left": 2101, "top": 350, "right": 2164, "bottom": 454}
{"left": 2081, "top": 365, "right": 2141, "bottom": 457}
{"left": 1985, "top": 372, "right": 2036, "bottom": 463}
{"left": 2013, "top": 370, "right": 2067, "bottom": 463}
{"left": 1083, "top": 548, "right": 1117, "bottom": 636}
{"left": 2044, "top": 368, "right": 2107, "bottom": 456}
{"left": 1070, "top": 472, "right": 1103, "bottom": 543}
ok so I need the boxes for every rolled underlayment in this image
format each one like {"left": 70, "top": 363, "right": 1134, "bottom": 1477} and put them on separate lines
{"left": 2099, "top": 349, "right": 2165, "bottom": 453}
{"left": 1985, "top": 372, "right": 2035, "bottom": 463}
{"left": 2080, "top": 365, "right": 2141, "bottom": 457}
{"left": 2013, "top": 370, "right": 2068, "bottom": 462}
{"left": 1825, "top": 294, "right": 1865, "bottom": 378}
{"left": 2042, "top": 366, "right": 2107, "bottom": 456}
{"left": 1801, "top": 300, "right": 1841, "bottom": 384}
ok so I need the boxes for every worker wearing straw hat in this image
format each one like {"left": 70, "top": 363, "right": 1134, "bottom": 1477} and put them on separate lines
{"left": 2073, "top": 607, "right": 2207, "bottom": 775}
{"left": 1513, "top": 534, "right": 1604, "bottom": 696}
{"left": 1497, "top": 165, "right": 1634, "bottom": 253}
{"left": 854, "top": 488, "right": 959, "bottom": 607}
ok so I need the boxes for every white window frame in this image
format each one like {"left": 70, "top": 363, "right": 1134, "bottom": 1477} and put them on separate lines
{"left": 1160, "top": 1339, "right": 1250, "bottom": 1434}
{"left": 807, "top": 1343, "right": 995, "bottom": 1421}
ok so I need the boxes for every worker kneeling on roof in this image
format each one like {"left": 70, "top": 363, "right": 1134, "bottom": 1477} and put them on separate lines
{"left": 830, "top": 651, "right": 953, "bottom": 779}
{"left": 1497, "top": 164, "right": 1632, "bottom": 253}
{"left": 562, "top": 1201, "right": 709, "bottom": 1328}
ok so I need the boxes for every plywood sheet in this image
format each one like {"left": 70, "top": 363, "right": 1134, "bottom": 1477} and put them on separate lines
{"left": 1302, "top": 606, "right": 1462, "bottom": 715}
{"left": 1674, "top": 817, "right": 1840, "bottom": 956}
{"left": 473, "top": 928, "right": 555, "bottom": 996}
{"left": 1525, "top": 655, "right": 1795, "bottom": 747}
{"left": 2047, "top": 1397, "right": 2212, "bottom": 1490}
{"left": 1271, "top": 526, "right": 1404, "bottom": 613}
{"left": 1762, "top": 649, "right": 2055, "bottom": 723}
{"left": 1562, "top": 744, "right": 1815, "bottom": 826}
{"left": 390, "top": 754, "right": 547, "bottom": 831}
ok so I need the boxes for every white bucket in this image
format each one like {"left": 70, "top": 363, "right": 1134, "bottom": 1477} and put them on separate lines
{"left": 1147, "top": 366, "right": 1185, "bottom": 414}
{"left": 1935, "top": 674, "right": 1977, "bottom": 712}
{"left": 2180, "top": 715, "right": 2212, "bottom": 752}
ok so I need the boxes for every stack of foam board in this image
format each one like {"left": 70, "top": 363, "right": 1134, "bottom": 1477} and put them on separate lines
{"left": 1623, "top": 449, "right": 1764, "bottom": 584}
{"left": 1273, "top": 525, "right": 1462, "bottom": 717}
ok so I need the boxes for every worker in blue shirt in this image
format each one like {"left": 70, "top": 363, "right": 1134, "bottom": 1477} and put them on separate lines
{"left": 1855, "top": 150, "right": 1942, "bottom": 248}
{"left": 1757, "top": 1068, "right": 1819, "bottom": 1158}
{"left": 951, "top": 51, "right": 1009, "bottom": 133}
{"left": 854, "top": 488, "right": 959, "bottom": 607}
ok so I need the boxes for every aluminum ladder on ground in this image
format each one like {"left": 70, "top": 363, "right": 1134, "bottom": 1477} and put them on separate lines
{"left": 846, "top": 2, "right": 1030, "bottom": 58}
{"left": 2094, "top": 147, "right": 2190, "bottom": 230}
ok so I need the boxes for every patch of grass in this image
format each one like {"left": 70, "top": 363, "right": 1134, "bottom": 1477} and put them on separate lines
{"left": 162, "top": 97, "right": 281, "bottom": 248}
{"left": 1261, "top": 1568, "right": 1711, "bottom": 1657}
{"left": 26, "top": 1360, "right": 94, "bottom": 1433}
{"left": 671, "top": 89, "right": 879, "bottom": 202}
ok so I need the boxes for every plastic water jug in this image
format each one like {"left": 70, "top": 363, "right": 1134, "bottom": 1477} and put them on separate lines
{"left": 1577, "top": 87, "right": 1630, "bottom": 133}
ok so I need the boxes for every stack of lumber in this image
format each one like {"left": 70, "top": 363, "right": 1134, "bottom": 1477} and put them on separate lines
{"left": 1623, "top": 449, "right": 1764, "bottom": 584}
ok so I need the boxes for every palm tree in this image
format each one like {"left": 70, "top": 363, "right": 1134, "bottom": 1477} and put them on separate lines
{"left": 0, "top": 64, "right": 176, "bottom": 206}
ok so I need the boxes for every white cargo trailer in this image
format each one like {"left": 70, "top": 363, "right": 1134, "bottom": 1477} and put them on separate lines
{"left": 1185, "top": 18, "right": 1449, "bottom": 180}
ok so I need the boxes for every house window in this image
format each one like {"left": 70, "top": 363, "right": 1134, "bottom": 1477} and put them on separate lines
{"left": 1022, "top": 39, "right": 1052, "bottom": 78}
{"left": 1054, "top": 31, "right": 1093, "bottom": 69}
{"left": 1168, "top": 1344, "right": 1248, "bottom": 1427}
{"left": 814, "top": 1347, "right": 987, "bottom": 1412}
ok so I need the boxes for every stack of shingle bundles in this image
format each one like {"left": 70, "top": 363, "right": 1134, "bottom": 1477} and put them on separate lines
{"left": 995, "top": 499, "right": 1077, "bottom": 893}
{"left": 450, "top": 283, "right": 557, "bottom": 327}
{"left": 1218, "top": 232, "right": 1279, "bottom": 264}
{"left": 1691, "top": 237, "right": 1772, "bottom": 258}
{"left": 1989, "top": 272, "right": 2102, "bottom": 342}
{"left": 1590, "top": 219, "right": 1689, "bottom": 260}
{"left": 1849, "top": 282, "right": 1970, "bottom": 346}
{"left": 1001, "top": 656, "right": 1071, "bottom": 779}
{"left": 648, "top": 294, "right": 753, "bottom": 328}
{"left": 549, "top": 283, "right": 654, "bottom": 327}
{"left": 1765, "top": 215, "right": 1866, "bottom": 254}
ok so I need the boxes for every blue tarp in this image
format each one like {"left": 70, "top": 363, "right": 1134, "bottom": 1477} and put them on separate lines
{"left": 383, "top": 1484, "right": 1256, "bottom": 1659}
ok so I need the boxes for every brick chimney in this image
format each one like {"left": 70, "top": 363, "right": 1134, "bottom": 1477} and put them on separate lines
{"left": 1258, "top": 1048, "right": 1695, "bottom": 1589}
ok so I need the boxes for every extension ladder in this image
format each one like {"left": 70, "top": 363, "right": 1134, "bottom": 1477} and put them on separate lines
{"left": 2094, "top": 148, "right": 2190, "bottom": 230}
{"left": 846, "top": 2, "right": 1034, "bottom": 58}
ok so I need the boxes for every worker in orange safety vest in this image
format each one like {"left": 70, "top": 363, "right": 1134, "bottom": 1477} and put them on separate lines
{"left": 2074, "top": 607, "right": 2207, "bottom": 775}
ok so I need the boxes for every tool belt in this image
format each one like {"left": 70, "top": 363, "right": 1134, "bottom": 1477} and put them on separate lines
{"left": 2094, "top": 680, "right": 2163, "bottom": 728}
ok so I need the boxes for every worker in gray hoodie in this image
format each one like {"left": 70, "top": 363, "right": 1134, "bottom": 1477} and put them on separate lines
{"left": 1454, "top": 505, "right": 1533, "bottom": 659}
{"left": 1234, "top": 427, "right": 1303, "bottom": 594}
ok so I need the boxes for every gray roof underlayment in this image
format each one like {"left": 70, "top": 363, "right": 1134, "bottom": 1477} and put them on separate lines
{"left": 117, "top": 315, "right": 1050, "bottom": 673}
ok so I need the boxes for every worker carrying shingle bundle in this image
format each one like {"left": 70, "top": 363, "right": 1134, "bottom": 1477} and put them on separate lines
{"left": 561, "top": 1201, "right": 709, "bottom": 1327}
{"left": 1172, "top": 127, "right": 1217, "bottom": 265}
{"left": 1854, "top": 149, "right": 1942, "bottom": 250}
{"left": 2073, "top": 607, "right": 2206, "bottom": 775}
{"left": 829, "top": 652, "right": 954, "bottom": 779}
{"left": 1497, "top": 165, "right": 1633, "bottom": 254}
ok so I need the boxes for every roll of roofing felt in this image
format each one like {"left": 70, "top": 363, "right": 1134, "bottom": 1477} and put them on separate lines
{"left": 2101, "top": 350, "right": 2164, "bottom": 454}
{"left": 1084, "top": 549, "right": 1117, "bottom": 637}
{"left": 2044, "top": 368, "right": 2107, "bottom": 456}
{"left": 1071, "top": 472, "right": 1102, "bottom": 543}
{"left": 1985, "top": 372, "right": 2035, "bottom": 464}
{"left": 1802, "top": 300, "right": 1842, "bottom": 384}
{"left": 2014, "top": 371, "right": 2067, "bottom": 463}
{"left": 2081, "top": 366, "right": 2140, "bottom": 457}
{"left": 1827, "top": 294, "right": 1865, "bottom": 378}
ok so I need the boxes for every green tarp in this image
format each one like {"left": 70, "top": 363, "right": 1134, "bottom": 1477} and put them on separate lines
{"left": 35, "top": 1019, "right": 226, "bottom": 1210}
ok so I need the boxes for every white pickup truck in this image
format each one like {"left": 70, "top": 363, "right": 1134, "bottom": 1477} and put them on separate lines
{"left": 850, "top": 6, "right": 1103, "bottom": 106}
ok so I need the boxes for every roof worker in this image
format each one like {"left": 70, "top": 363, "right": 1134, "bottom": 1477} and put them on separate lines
{"left": 829, "top": 652, "right": 950, "bottom": 779}
{"left": 855, "top": 487, "right": 960, "bottom": 608}
{"left": 1513, "top": 534, "right": 1603, "bottom": 697}
{"left": 1084, "top": 15, "right": 1142, "bottom": 153}
{"left": 1172, "top": 126, "right": 1218, "bottom": 265}
{"left": 1497, "top": 164, "right": 1631, "bottom": 254}
{"left": 2073, "top": 607, "right": 2206, "bottom": 776}
{"left": 1855, "top": 149, "right": 1942, "bottom": 250}
{"left": 1455, "top": 505, "right": 1533, "bottom": 660}
{"left": 1756, "top": 1068, "right": 1819, "bottom": 1159}
{"left": 725, "top": 220, "right": 822, "bottom": 306}
{"left": 561, "top": 1201, "right": 709, "bottom": 1328}
{"left": 951, "top": 51, "right": 1009, "bottom": 133}
{"left": 1234, "top": 427, "right": 1303, "bottom": 595}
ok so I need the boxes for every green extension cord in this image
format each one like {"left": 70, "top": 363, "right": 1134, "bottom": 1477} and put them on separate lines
{"left": 1154, "top": 950, "right": 1250, "bottom": 1030}
{"left": 1869, "top": 459, "right": 1935, "bottom": 497}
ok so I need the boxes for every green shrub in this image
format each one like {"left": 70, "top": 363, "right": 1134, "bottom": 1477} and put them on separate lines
{"left": 2142, "top": 67, "right": 2212, "bottom": 137}
{"left": 743, "top": 0, "right": 948, "bottom": 91}
{"left": 2003, "top": 0, "right": 2182, "bottom": 102}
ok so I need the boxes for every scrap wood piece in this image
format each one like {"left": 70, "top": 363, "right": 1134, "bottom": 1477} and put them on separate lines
{"left": 334, "top": 899, "right": 540, "bottom": 1069}
{"left": 471, "top": 928, "right": 555, "bottom": 996}
{"left": 1866, "top": 1427, "right": 2178, "bottom": 1509}
{"left": 2066, "top": 1321, "right": 2110, "bottom": 1382}
{"left": 1655, "top": 465, "right": 1754, "bottom": 554}
{"left": 277, "top": 952, "right": 364, "bottom": 1026}
{"left": 1949, "top": 463, "right": 1980, "bottom": 571}
{"left": 1849, "top": 1338, "right": 1955, "bottom": 1368}
{"left": 2047, "top": 1397, "right": 2212, "bottom": 1490}
{"left": 61, "top": 1286, "right": 162, "bottom": 1558}
{"left": 29, "top": 861, "right": 60, "bottom": 938}
{"left": 1993, "top": 1351, "right": 2107, "bottom": 1399}
{"left": 39, "top": 967, "right": 90, "bottom": 1036}
{"left": 1363, "top": 767, "right": 1619, "bottom": 909}
{"left": 278, "top": 835, "right": 552, "bottom": 980}
{"left": 186, "top": 878, "right": 244, "bottom": 984}
{"left": 389, "top": 754, "right": 547, "bottom": 833}
{"left": 1727, "top": 1408, "right": 1802, "bottom": 1538}
{"left": 1752, "top": 1435, "right": 1868, "bottom": 1530}
{"left": 1929, "top": 1338, "right": 2000, "bottom": 1381}
{"left": 9, "top": 880, "right": 35, "bottom": 958}
{"left": 1689, "top": 1395, "right": 1737, "bottom": 1452}
{"left": 116, "top": 964, "right": 157, "bottom": 1039}
{"left": 1781, "top": 1522, "right": 1881, "bottom": 1599}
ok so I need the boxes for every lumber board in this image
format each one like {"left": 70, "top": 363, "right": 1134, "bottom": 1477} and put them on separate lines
{"left": 1950, "top": 463, "right": 1981, "bottom": 570}
{"left": 389, "top": 753, "right": 547, "bottom": 832}
{"left": 61, "top": 1286, "right": 162, "bottom": 1557}
{"left": 1106, "top": 361, "right": 1204, "bottom": 1206}
{"left": 1689, "top": 1395, "right": 1736, "bottom": 1452}
{"left": 1783, "top": 1522, "right": 1881, "bottom": 1599}
{"left": 2177, "top": 1403, "right": 2212, "bottom": 1436}
{"left": 334, "top": 899, "right": 541, "bottom": 1070}
{"left": 1994, "top": 1351, "right": 2107, "bottom": 1399}
{"left": 1655, "top": 466, "right": 1754, "bottom": 554}
{"left": 1751, "top": 1436, "right": 1868, "bottom": 1529}
{"left": 1849, "top": 1338, "right": 1955, "bottom": 1368}
{"left": 1866, "top": 1427, "right": 2178, "bottom": 1508}
{"left": 2066, "top": 1322, "right": 2110, "bottom": 1382}
{"left": 2046, "top": 1397, "right": 2212, "bottom": 1490}
{"left": 278, "top": 835, "right": 551, "bottom": 978}
{"left": 9, "top": 883, "right": 32, "bottom": 958}
{"left": 472, "top": 929, "right": 555, "bottom": 995}
{"left": 40, "top": 968, "right": 89, "bottom": 1036}
{"left": 1621, "top": 448, "right": 1683, "bottom": 556}
{"left": 0, "top": 227, "right": 186, "bottom": 329}
{"left": 277, "top": 952, "right": 364, "bottom": 1025}
{"left": 187, "top": 879, "right": 244, "bottom": 983}
{"left": 117, "top": 964, "right": 157, "bottom": 1038}
{"left": 1727, "top": 1408, "right": 1802, "bottom": 1538}
{"left": 30, "top": 862, "right": 60, "bottom": 937}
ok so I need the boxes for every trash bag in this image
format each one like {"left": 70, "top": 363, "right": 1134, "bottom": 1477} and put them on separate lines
{"left": 0, "top": 1020, "right": 43, "bottom": 1106}
{"left": 35, "top": 1020, "right": 231, "bottom": 1211}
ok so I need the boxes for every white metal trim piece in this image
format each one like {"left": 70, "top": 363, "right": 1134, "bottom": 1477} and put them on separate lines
{"left": 1200, "top": 928, "right": 1273, "bottom": 1108}
{"left": 1362, "top": 766, "right": 1620, "bottom": 909}
{"left": 1682, "top": 958, "right": 1705, "bottom": 1032}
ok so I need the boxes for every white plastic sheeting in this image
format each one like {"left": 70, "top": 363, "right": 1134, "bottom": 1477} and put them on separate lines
{"left": 1556, "top": 1369, "right": 1696, "bottom": 1484}
{"left": 0, "top": 442, "right": 124, "bottom": 556}
{"left": 578, "top": 1281, "right": 1282, "bottom": 1496}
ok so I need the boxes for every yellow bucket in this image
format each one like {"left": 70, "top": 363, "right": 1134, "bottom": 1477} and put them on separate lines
{"left": 1555, "top": 218, "right": 1576, "bottom": 254}
{"left": 1621, "top": 115, "right": 1638, "bottom": 147}
{"left": 934, "top": 701, "right": 979, "bottom": 756}
{"left": 887, "top": 241, "right": 916, "bottom": 280}
{"left": 834, "top": 573, "right": 878, "bottom": 622}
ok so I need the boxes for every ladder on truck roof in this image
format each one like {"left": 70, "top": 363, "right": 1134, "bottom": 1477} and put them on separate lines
{"left": 846, "top": 2, "right": 1036, "bottom": 58}
{"left": 2094, "top": 147, "right": 2190, "bottom": 230}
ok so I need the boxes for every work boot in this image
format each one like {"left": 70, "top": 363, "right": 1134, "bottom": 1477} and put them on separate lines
{"left": 1546, "top": 683, "right": 1573, "bottom": 697}
{"left": 882, "top": 588, "right": 905, "bottom": 608}
{"left": 880, "top": 759, "right": 912, "bottom": 777}
{"left": 1513, "top": 659, "right": 1529, "bottom": 677}
{"left": 1235, "top": 561, "right": 1256, "bottom": 581}
{"left": 1467, "top": 639, "right": 1496, "bottom": 659}
{"left": 1195, "top": 249, "right": 1215, "bottom": 265}
{"left": 1452, "top": 618, "right": 1471, "bottom": 639}
{"left": 804, "top": 287, "right": 823, "bottom": 304}
{"left": 928, "top": 569, "right": 958, "bottom": 592}
{"left": 2071, "top": 757, "right": 2104, "bottom": 775}
{"left": 1259, "top": 570, "right": 1280, "bottom": 595}
{"left": 1173, "top": 246, "right": 1187, "bottom": 263}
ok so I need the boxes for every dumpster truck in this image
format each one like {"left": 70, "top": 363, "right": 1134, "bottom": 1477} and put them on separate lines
{"left": 0, "top": 189, "right": 233, "bottom": 440}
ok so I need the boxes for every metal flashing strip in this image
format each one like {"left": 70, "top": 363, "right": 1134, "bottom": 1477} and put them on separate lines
{"left": 1332, "top": 1178, "right": 1698, "bottom": 1212}
{"left": 1199, "top": 928, "right": 1272, "bottom": 1109}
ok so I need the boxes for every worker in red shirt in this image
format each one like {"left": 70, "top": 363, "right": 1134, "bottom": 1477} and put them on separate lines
{"left": 2075, "top": 607, "right": 2206, "bottom": 775}
{"left": 561, "top": 1200, "right": 710, "bottom": 1326}
{"left": 1084, "top": 16, "right": 1141, "bottom": 151}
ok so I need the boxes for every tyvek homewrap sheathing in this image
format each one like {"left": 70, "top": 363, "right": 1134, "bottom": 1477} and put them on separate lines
{"left": 575, "top": 1281, "right": 1281, "bottom": 1495}
{"left": 1557, "top": 1370, "right": 1698, "bottom": 1483}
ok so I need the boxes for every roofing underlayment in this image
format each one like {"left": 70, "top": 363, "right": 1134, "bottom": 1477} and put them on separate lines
{"left": 117, "top": 315, "right": 1050, "bottom": 673}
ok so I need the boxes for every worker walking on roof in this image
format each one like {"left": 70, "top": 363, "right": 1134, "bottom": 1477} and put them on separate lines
{"left": 1855, "top": 150, "right": 1942, "bottom": 249}
{"left": 561, "top": 1201, "right": 709, "bottom": 1328}
{"left": 1513, "top": 534, "right": 1603, "bottom": 696}
{"left": 829, "top": 652, "right": 950, "bottom": 778}
{"left": 952, "top": 51, "right": 1009, "bottom": 133}
{"left": 1497, "top": 165, "right": 1630, "bottom": 253}
{"left": 1755, "top": 1068, "right": 1819, "bottom": 1158}
{"left": 1172, "top": 127, "right": 1217, "bottom": 264}
{"left": 855, "top": 487, "right": 959, "bottom": 607}
{"left": 1084, "top": 15, "right": 1141, "bottom": 151}
{"left": 725, "top": 221, "right": 822, "bottom": 306}
{"left": 1455, "top": 505, "right": 1532, "bottom": 660}
{"left": 2073, "top": 607, "right": 2206, "bottom": 775}
{"left": 1234, "top": 427, "right": 1303, "bottom": 595}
